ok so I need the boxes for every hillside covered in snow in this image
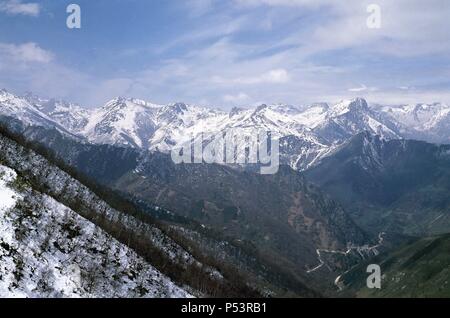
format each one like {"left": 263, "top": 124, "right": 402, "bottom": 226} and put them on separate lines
{"left": 0, "top": 164, "right": 190, "bottom": 298}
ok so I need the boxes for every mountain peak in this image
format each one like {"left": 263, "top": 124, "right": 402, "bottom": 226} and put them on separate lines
{"left": 103, "top": 97, "right": 140, "bottom": 109}
{"left": 0, "top": 88, "right": 14, "bottom": 99}
{"left": 268, "top": 103, "right": 301, "bottom": 115}
{"left": 102, "top": 97, "right": 126, "bottom": 111}
{"left": 331, "top": 98, "right": 369, "bottom": 116}
{"left": 0, "top": 89, "right": 21, "bottom": 104}
{"left": 349, "top": 97, "right": 369, "bottom": 110}
{"left": 229, "top": 106, "right": 245, "bottom": 117}
{"left": 172, "top": 102, "right": 188, "bottom": 112}
{"left": 254, "top": 104, "right": 268, "bottom": 114}
{"left": 160, "top": 102, "right": 189, "bottom": 116}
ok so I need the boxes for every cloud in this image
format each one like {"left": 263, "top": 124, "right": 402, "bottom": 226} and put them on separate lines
{"left": 236, "top": 69, "right": 290, "bottom": 84}
{"left": 0, "top": 0, "right": 40, "bottom": 17}
{"left": 155, "top": 16, "right": 253, "bottom": 54}
{"left": 2, "top": 1, "right": 450, "bottom": 108}
{"left": 184, "top": 0, "right": 215, "bottom": 17}
{"left": 348, "top": 84, "right": 378, "bottom": 93}
{"left": 223, "top": 92, "right": 250, "bottom": 103}
{"left": 0, "top": 42, "right": 53, "bottom": 63}
{"left": 214, "top": 69, "right": 290, "bottom": 85}
{"left": 278, "top": 0, "right": 450, "bottom": 58}
{"left": 348, "top": 84, "right": 368, "bottom": 92}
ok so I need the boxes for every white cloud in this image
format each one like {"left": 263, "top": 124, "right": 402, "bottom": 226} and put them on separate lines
{"left": 278, "top": 0, "right": 450, "bottom": 57}
{"left": 215, "top": 69, "right": 290, "bottom": 85}
{"left": 348, "top": 84, "right": 378, "bottom": 93}
{"left": 223, "top": 92, "right": 250, "bottom": 103}
{"left": 348, "top": 84, "right": 368, "bottom": 92}
{"left": 241, "top": 69, "right": 289, "bottom": 84}
{"left": 144, "top": 1, "right": 450, "bottom": 107}
{"left": 184, "top": 0, "right": 215, "bottom": 17}
{"left": 0, "top": 42, "right": 53, "bottom": 63}
{"left": 2, "top": 1, "right": 450, "bottom": 108}
{"left": 0, "top": 0, "right": 40, "bottom": 17}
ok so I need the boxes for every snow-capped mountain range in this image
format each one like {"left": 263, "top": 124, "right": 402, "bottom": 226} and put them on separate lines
{"left": 1, "top": 88, "right": 449, "bottom": 170}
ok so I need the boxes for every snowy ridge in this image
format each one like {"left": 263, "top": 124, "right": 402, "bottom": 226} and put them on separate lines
{"left": 0, "top": 89, "right": 73, "bottom": 134}
{"left": 380, "top": 102, "right": 450, "bottom": 143}
{"left": 23, "top": 92, "right": 90, "bottom": 133}
{"left": 1, "top": 89, "right": 449, "bottom": 170}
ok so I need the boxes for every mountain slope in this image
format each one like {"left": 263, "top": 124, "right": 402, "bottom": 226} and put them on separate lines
{"left": 313, "top": 98, "right": 401, "bottom": 143}
{"left": 23, "top": 92, "right": 90, "bottom": 133}
{"left": 82, "top": 97, "right": 161, "bottom": 149}
{"left": 379, "top": 102, "right": 450, "bottom": 144}
{"left": 0, "top": 164, "right": 190, "bottom": 298}
{"left": 340, "top": 234, "right": 450, "bottom": 297}
{"left": 119, "top": 155, "right": 369, "bottom": 253}
{"left": 0, "top": 90, "right": 78, "bottom": 138}
{"left": 53, "top": 139, "right": 372, "bottom": 280}
{"left": 305, "top": 132, "right": 450, "bottom": 236}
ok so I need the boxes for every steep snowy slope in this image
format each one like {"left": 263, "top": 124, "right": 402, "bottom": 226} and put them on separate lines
{"left": 82, "top": 98, "right": 162, "bottom": 148}
{"left": 0, "top": 89, "right": 74, "bottom": 135}
{"left": 23, "top": 93, "right": 90, "bottom": 133}
{"left": 314, "top": 98, "right": 401, "bottom": 143}
{"left": 0, "top": 164, "right": 190, "bottom": 298}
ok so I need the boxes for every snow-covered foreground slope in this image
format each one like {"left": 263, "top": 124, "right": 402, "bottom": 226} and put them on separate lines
{"left": 0, "top": 164, "right": 191, "bottom": 298}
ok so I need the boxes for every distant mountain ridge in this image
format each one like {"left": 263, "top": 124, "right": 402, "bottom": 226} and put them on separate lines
{"left": 1, "top": 89, "right": 449, "bottom": 171}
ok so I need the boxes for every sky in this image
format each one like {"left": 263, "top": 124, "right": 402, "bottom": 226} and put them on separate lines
{"left": 0, "top": 0, "right": 450, "bottom": 109}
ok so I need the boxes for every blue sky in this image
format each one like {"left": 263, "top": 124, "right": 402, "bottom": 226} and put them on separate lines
{"left": 1, "top": 0, "right": 450, "bottom": 108}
